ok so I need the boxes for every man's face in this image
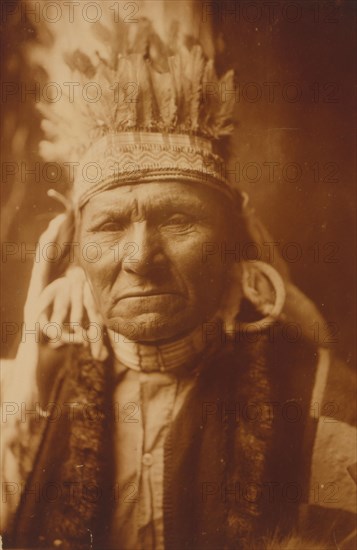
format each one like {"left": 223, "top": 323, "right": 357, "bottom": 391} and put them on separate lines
{"left": 78, "top": 182, "right": 234, "bottom": 342}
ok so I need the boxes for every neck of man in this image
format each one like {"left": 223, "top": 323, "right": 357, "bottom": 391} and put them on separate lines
{"left": 107, "top": 322, "right": 219, "bottom": 373}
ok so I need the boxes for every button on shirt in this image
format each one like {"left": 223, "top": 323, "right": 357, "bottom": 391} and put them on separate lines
{"left": 108, "top": 363, "right": 197, "bottom": 550}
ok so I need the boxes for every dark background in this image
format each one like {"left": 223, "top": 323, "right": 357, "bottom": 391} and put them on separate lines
{"left": 1, "top": 0, "right": 356, "bottom": 365}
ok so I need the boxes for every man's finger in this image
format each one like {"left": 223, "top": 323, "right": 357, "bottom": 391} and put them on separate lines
{"left": 36, "top": 279, "right": 65, "bottom": 319}
{"left": 83, "top": 282, "right": 102, "bottom": 323}
{"left": 68, "top": 268, "right": 86, "bottom": 326}
{"left": 83, "top": 282, "right": 108, "bottom": 361}
{"left": 24, "top": 214, "right": 68, "bottom": 321}
{"left": 50, "top": 284, "right": 71, "bottom": 326}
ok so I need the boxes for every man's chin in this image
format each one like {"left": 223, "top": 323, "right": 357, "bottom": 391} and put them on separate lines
{"left": 106, "top": 312, "right": 197, "bottom": 343}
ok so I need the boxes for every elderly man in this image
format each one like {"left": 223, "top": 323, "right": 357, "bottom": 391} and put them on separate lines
{"left": 1, "top": 4, "right": 356, "bottom": 550}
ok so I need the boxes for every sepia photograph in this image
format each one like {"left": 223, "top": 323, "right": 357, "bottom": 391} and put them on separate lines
{"left": 1, "top": 1, "right": 356, "bottom": 548}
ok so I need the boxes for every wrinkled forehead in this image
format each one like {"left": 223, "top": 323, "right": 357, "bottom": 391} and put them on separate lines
{"left": 79, "top": 181, "right": 234, "bottom": 219}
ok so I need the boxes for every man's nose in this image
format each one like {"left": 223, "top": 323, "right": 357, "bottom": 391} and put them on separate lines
{"left": 122, "top": 221, "right": 167, "bottom": 276}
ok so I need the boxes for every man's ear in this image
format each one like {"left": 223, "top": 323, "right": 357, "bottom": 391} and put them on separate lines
{"left": 241, "top": 209, "right": 291, "bottom": 283}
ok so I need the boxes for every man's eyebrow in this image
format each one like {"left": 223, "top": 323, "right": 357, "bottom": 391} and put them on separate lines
{"left": 83, "top": 208, "right": 129, "bottom": 230}
{"left": 88, "top": 205, "right": 129, "bottom": 219}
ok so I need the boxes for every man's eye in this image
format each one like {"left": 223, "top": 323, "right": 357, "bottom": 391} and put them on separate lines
{"left": 163, "top": 214, "right": 192, "bottom": 228}
{"left": 98, "top": 221, "right": 125, "bottom": 232}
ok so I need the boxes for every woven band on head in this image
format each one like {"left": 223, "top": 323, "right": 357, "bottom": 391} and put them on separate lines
{"left": 73, "top": 132, "right": 234, "bottom": 208}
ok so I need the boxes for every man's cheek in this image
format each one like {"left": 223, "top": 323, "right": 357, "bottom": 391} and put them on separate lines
{"left": 82, "top": 261, "right": 116, "bottom": 304}
{"left": 200, "top": 260, "right": 228, "bottom": 297}
{"left": 198, "top": 252, "right": 225, "bottom": 279}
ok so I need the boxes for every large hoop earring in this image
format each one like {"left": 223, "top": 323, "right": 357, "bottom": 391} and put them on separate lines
{"left": 239, "top": 260, "right": 286, "bottom": 332}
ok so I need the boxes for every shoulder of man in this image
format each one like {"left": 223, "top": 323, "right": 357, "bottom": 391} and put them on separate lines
{"left": 224, "top": 326, "right": 356, "bottom": 543}
{"left": 1, "top": 343, "right": 73, "bottom": 534}
{"left": 299, "top": 348, "right": 357, "bottom": 542}
{"left": 263, "top": 329, "right": 356, "bottom": 543}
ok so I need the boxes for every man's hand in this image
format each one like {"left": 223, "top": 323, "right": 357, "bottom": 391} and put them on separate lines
{"left": 36, "top": 266, "right": 108, "bottom": 360}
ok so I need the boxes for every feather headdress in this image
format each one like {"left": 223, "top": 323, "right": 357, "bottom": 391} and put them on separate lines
{"left": 27, "top": 0, "right": 238, "bottom": 207}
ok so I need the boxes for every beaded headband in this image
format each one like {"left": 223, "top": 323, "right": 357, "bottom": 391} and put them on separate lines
{"left": 74, "top": 132, "right": 234, "bottom": 207}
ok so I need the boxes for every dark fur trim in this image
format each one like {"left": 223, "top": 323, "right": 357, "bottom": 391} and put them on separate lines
{"left": 42, "top": 346, "right": 113, "bottom": 549}
{"left": 225, "top": 333, "right": 274, "bottom": 547}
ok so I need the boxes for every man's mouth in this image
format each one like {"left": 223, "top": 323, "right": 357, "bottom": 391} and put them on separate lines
{"left": 117, "top": 290, "right": 181, "bottom": 300}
